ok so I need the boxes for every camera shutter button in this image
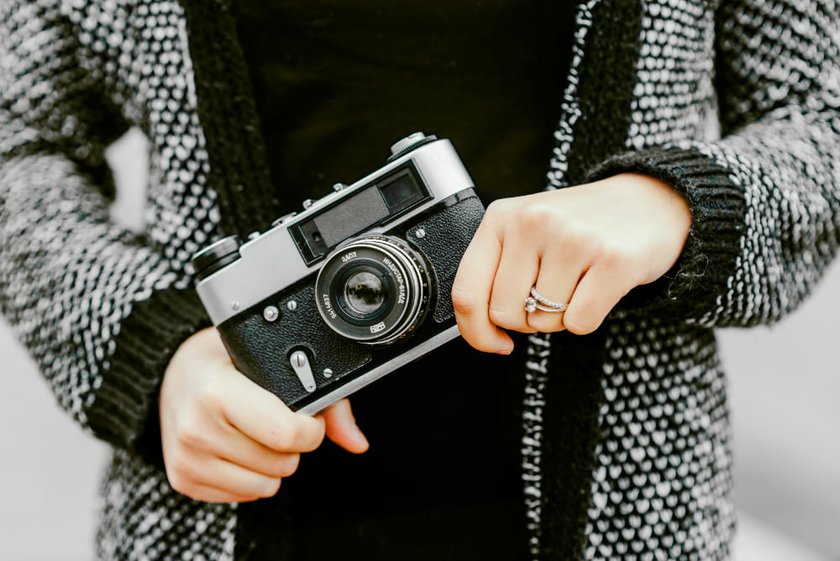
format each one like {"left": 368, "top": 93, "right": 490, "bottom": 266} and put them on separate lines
{"left": 289, "top": 349, "right": 317, "bottom": 393}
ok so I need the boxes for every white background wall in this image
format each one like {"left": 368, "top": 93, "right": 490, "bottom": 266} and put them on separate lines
{"left": 0, "top": 130, "right": 837, "bottom": 560}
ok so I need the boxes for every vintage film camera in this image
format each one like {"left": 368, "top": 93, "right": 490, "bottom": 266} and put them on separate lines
{"left": 191, "top": 133, "right": 485, "bottom": 414}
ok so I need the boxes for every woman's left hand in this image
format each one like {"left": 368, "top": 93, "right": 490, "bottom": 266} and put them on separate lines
{"left": 451, "top": 173, "right": 692, "bottom": 354}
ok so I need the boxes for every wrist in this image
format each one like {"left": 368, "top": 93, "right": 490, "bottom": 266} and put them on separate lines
{"left": 614, "top": 171, "right": 692, "bottom": 243}
{"left": 623, "top": 171, "right": 691, "bottom": 218}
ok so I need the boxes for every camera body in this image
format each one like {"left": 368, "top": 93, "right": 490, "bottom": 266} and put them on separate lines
{"left": 191, "top": 133, "right": 484, "bottom": 414}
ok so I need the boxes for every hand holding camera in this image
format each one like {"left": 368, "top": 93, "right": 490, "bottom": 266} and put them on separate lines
{"left": 159, "top": 328, "right": 368, "bottom": 504}
{"left": 451, "top": 172, "right": 691, "bottom": 352}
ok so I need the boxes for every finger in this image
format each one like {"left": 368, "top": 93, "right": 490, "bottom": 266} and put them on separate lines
{"left": 214, "top": 423, "right": 302, "bottom": 478}
{"left": 562, "top": 259, "right": 632, "bottom": 335}
{"left": 189, "top": 454, "right": 283, "bottom": 499}
{"left": 221, "top": 371, "right": 326, "bottom": 453}
{"left": 526, "top": 244, "right": 587, "bottom": 333}
{"left": 320, "top": 399, "right": 369, "bottom": 454}
{"left": 200, "top": 328, "right": 236, "bottom": 362}
{"left": 487, "top": 225, "right": 540, "bottom": 333}
{"left": 168, "top": 452, "right": 282, "bottom": 502}
{"left": 174, "top": 483, "right": 266, "bottom": 504}
{"left": 451, "top": 218, "right": 513, "bottom": 354}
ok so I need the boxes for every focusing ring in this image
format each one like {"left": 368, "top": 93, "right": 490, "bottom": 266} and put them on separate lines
{"left": 315, "top": 235, "right": 432, "bottom": 346}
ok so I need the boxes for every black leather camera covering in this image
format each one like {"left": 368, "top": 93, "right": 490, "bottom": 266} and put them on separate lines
{"left": 218, "top": 283, "right": 372, "bottom": 409}
{"left": 407, "top": 195, "right": 485, "bottom": 323}
{"left": 216, "top": 194, "right": 485, "bottom": 410}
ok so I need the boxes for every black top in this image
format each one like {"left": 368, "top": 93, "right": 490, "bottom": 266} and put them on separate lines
{"left": 234, "top": 1, "right": 576, "bottom": 558}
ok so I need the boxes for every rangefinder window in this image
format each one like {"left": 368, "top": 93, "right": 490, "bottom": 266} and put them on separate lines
{"left": 292, "top": 164, "right": 430, "bottom": 265}
{"left": 314, "top": 187, "right": 389, "bottom": 248}
{"left": 292, "top": 187, "right": 387, "bottom": 263}
{"left": 378, "top": 168, "right": 427, "bottom": 213}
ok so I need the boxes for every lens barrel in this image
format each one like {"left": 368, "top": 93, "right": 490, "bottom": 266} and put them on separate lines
{"left": 315, "top": 236, "right": 432, "bottom": 346}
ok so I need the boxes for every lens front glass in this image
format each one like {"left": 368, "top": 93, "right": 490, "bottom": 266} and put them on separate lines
{"left": 315, "top": 236, "right": 432, "bottom": 345}
{"left": 342, "top": 269, "right": 387, "bottom": 318}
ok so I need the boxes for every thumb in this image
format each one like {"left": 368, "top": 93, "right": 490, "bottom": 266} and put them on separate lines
{"left": 319, "top": 399, "right": 369, "bottom": 454}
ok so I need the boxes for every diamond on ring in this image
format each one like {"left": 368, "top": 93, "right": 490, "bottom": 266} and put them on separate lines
{"left": 525, "top": 296, "right": 538, "bottom": 313}
{"left": 524, "top": 286, "right": 567, "bottom": 313}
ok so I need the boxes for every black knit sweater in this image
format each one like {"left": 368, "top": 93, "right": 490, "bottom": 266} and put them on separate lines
{"left": 233, "top": 2, "right": 574, "bottom": 558}
{"left": 1, "top": 0, "right": 838, "bottom": 560}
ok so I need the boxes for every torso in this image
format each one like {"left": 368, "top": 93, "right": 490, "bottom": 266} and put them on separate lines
{"left": 234, "top": 2, "right": 576, "bottom": 557}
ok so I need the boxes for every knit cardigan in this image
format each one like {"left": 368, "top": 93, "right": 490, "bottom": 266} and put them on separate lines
{"left": 1, "top": 0, "right": 838, "bottom": 559}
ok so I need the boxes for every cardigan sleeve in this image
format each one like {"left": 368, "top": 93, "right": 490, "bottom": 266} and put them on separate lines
{"left": 0, "top": 5, "right": 211, "bottom": 464}
{"left": 588, "top": 0, "right": 840, "bottom": 328}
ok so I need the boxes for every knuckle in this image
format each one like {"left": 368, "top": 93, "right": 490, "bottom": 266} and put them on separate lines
{"left": 518, "top": 203, "right": 553, "bottom": 230}
{"left": 561, "top": 222, "right": 597, "bottom": 251}
{"left": 177, "top": 417, "right": 207, "bottom": 451}
{"left": 451, "top": 286, "right": 480, "bottom": 316}
{"left": 526, "top": 314, "right": 563, "bottom": 333}
{"left": 258, "top": 478, "right": 282, "bottom": 498}
{"left": 596, "top": 242, "right": 631, "bottom": 270}
{"left": 563, "top": 311, "right": 598, "bottom": 335}
{"left": 167, "top": 458, "right": 195, "bottom": 495}
{"left": 269, "top": 424, "right": 296, "bottom": 451}
{"left": 483, "top": 200, "right": 508, "bottom": 222}
{"left": 173, "top": 482, "right": 198, "bottom": 500}
{"left": 166, "top": 471, "right": 185, "bottom": 494}
{"left": 467, "top": 336, "right": 507, "bottom": 354}
{"left": 277, "top": 454, "right": 300, "bottom": 477}
{"left": 488, "top": 306, "right": 516, "bottom": 330}
{"left": 196, "top": 381, "right": 225, "bottom": 412}
{"left": 302, "top": 421, "right": 326, "bottom": 451}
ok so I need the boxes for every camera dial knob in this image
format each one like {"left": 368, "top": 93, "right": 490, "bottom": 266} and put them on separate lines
{"left": 191, "top": 236, "right": 241, "bottom": 281}
{"left": 387, "top": 132, "right": 438, "bottom": 162}
{"left": 390, "top": 132, "right": 427, "bottom": 155}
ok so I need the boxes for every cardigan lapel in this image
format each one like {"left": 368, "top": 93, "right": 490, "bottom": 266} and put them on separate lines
{"left": 177, "top": 0, "right": 280, "bottom": 238}
{"left": 177, "top": 2, "right": 295, "bottom": 559}
{"left": 529, "top": 0, "right": 644, "bottom": 559}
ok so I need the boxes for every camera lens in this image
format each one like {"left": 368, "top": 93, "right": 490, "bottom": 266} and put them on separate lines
{"left": 315, "top": 235, "right": 432, "bottom": 346}
{"left": 343, "top": 270, "right": 387, "bottom": 317}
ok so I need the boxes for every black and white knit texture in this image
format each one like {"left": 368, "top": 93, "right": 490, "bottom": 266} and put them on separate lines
{"left": 1, "top": 0, "right": 838, "bottom": 560}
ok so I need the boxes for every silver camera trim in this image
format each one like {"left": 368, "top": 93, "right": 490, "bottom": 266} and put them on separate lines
{"left": 196, "top": 138, "right": 474, "bottom": 325}
{"left": 296, "top": 323, "right": 461, "bottom": 415}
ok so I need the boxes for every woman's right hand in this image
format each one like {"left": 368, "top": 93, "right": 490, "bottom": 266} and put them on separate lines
{"left": 159, "top": 327, "right": 369, "bottom": 503}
